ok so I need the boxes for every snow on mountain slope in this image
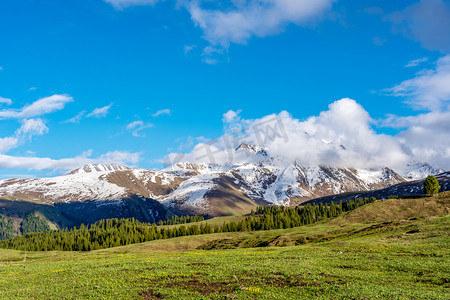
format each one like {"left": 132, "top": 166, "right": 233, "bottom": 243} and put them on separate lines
{"left": 162, "top": 173, "right": 219, "bottom": 213}
{"left": 0, "top": 146, "right": 446, "bottom": 217}
{"left": 227, "top": 162, "right": 405, "bottom": 206}
{"left": 0, "top": 172, "right": 127, "bottom": 203}
{"left": 69, "top": 164, "right": 130, "bottom": 174}
{"left": 400, "top": 162, "right": 444, "bottom": 181}
{"left": 0, "top": 165, "right": 187, "bottom": 204}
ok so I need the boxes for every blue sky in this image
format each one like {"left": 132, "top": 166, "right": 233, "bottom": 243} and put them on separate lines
{"left": 1, "top": 0, "right": 450, "bottom": 178}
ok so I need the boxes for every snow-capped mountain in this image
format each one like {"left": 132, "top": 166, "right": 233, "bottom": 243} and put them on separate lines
{"left": 68, "top": 163, "right": 131, "bottom": 175}
{"left": 0, "top": 166, "right": 185, "bottom": 204}
{"left": 0, "top": 145, "right": 446, "bottom": 217}
{"left": 400, "top": 161, "right": 444, "bottom": 181}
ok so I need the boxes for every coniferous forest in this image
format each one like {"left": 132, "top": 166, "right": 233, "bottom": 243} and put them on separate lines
{"left": 0, "top": 215, "right": 15, "bottom": 240}
{"left": 0, "top": 213, "right": 51, "bottom": 241}
{"left": 157, "top": 214, "right": 205, "bottom": 226}
{"left": 0, "top": 197, "right": 375, "bottom": 251}
{"left": 21, "top": 213, "right": 51, "bottom": 234}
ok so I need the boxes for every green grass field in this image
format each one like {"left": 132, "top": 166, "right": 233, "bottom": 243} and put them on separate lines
{"left": 0, "top": 195, "right": 449, "bottom": 299}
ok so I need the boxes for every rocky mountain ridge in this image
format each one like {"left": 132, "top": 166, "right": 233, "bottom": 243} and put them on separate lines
{"left": 0, "top": 145, "right": 446, "bottom": 217}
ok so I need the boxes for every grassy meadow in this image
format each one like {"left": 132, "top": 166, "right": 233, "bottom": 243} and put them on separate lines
{"left": 0, "top": 195, "right": 449, "bottom": 299}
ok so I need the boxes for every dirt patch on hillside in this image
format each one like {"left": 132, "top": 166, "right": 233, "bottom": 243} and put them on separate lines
{"left": 165, "top": 279, "right": 235, "bottom": 295}
{"left": 140, "top": 289, "right": 165, "bottom": 299}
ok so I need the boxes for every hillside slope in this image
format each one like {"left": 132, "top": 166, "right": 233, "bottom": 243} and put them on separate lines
{"left": 307, "top": 171, "right": 450, "bottom": 205}
{"left": 0, "top": 194, "right": 448, "bottom": 299}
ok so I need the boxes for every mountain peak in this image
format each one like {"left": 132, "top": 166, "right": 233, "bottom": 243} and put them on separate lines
{"left": 68, "top": 164, "right": 130, "bottom": 175}
{"left": 401, "top": 161, "right": 444, "bottom": 181}
{"left": 235, "top": 143, "right": 268, "bottom": 156}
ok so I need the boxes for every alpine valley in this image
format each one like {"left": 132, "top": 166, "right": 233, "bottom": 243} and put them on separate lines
{"left": 0, "top": 144, "right": 448, "bottom": 228}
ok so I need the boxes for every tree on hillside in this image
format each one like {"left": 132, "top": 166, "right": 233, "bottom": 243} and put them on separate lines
{"left": 424, "top": 175, "right": 440, "bottom": 195}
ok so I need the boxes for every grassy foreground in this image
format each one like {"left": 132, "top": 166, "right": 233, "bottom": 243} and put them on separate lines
{"left": 0, "top": 196, "right": 449, "bottom": 299}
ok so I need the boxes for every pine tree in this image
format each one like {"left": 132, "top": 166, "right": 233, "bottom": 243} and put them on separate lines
{"left": 424, "top": 175, "right": 440, "bottom": 195}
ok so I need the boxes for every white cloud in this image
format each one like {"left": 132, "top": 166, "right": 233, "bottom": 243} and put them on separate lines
{"left": 0, "top": 150, "right": 141, "bottom": 171}
{"left": 16, "top": 119, "right": 49, "bottom": 137}
{"left": 0, "top": 94, "right": 73, "bottom": 119}
{"left": 126, "top": 120, "right": 153, "bottom": 137}
{"left": 167, "top": 99, "right": 450, "bottom": 171}
{"left": 0, "top": 118, "right": 49, "bottom": 154}
{"left": 383, "top": 110, "right": 450, "bottom": 170}
{"left": 0, "top": 137, "right": 18, "bottom": 154}
{"left": 0, "top": 97, "right": 12, "bottom": 105}
{"left": 223, "top": 109, "right": 242, "bottom": 123}
{"left": 152, "top": 109, "right": 171, "bottom": 117}
{"left": 27, "top": 87, "right": 37, "bottom": 92}
{"left": 388, "top": 0, "right": 450, "bottom": 53}
{"left": 186, "top": 0, "right": 335, "bottom": 48}
{"left": 62, "top": 111, "right": 87, "bottom": 124}
{"left": 103, "top": 0, "right": 335, "bottom": 61}
{"left": 86, "top": 104, "right": 112, "bottom": 118}
{"left": 406, "top": 57, "right": 428, "bottom": 68}
{"left": 64, "top": 107, "right": 109, "bottom": 123}
{"left": 127, "top": 120, "right": 144, "bottom": 129}
{"left": 0, "top": 95, "right": 70, "bottom": 154}
{"left": 0, "top": 66, "right": 3, "bottom": 71}
{"left": 184, "top": 45, "right": 196, "bottom": 55}
{"left": 104, "top": 0, "right": 161, "bottom": 9}
{"left": 222, "top": 109, "right": 246, "bottom": 133}
{"left": 166, "top": 98, "right": 411, "bottom": 169}
{"left": 387, "top": 55, "right": 450, "bottom": 111}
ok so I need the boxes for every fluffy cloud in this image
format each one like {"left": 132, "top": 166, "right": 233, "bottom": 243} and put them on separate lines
{"left": 126, "top": 120, "right": 153, "bottom": 137}
{"left": 0, "top": 137, "right": 18, "bottom": 154}
{"left": 166, "top": 98, "right": 414, "bottom": 170}
{"left": 388, "top": 0, "right": 450, "bottom": 53}
{"left": 0, "top": 94, "right": 73, "bottom": 119}
{"left": 152, "top": 109, "right": 171, "bottom": 117}
{"left": 222, "top": 109, "right": 247, "bottom": 133}
{"left": 0, "top": 97, "right": 12, "bottom": 105}
{"left": 16, "top": 119, "right": 49, "bottom": 137}
{"left": 385, "top": 110, "right": 450, "bottom": 170}
{"left": 0, "top": 118, "right": 49, "bottom": 154}
{"left": 222, "top": 109, "right": 241, "bottom": 123}
{"left": 104, "top": 0, "right": 161, "bottom": 9}
{"left": 0, "top": 95, "right": 66, "bottom": 155}
{"left": 104, "top": 0, "right": 335, "bottom": 53}
{"left": 387, "top": 55, "right": 450, "bottom": 111}
{"left": 186, "top": 0, "right": 335, "bottom": 47}
{"left": 0, "top": 150, "right": 141, "bottom": 171}
{"left": 86, "top": 104, "right": 112, "bottom": 118}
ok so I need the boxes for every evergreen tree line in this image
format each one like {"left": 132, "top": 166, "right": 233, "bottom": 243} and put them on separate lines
{"left": 21, "top": 213, "right": 51, "bottom": 234}
{"left": 157, "top": 214, "right": 205, "bottom": 226}
{"left": 0, "top": 213, "right": 51, "bottom": 241}
{"left": 0, "top": 215, "right": 15, "bottom": 240}
{"left": 0, "top": 197, "right": 375, "bottom": 251}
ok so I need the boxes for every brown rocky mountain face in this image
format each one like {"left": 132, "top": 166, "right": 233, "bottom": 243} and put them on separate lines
{"left": 0, "top": 151, "right": 445, "bottom": 218}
